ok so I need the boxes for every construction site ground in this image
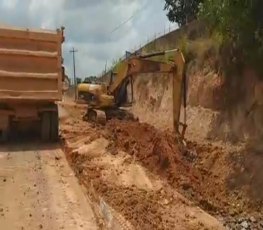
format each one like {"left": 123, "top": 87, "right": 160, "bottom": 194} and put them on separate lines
{"left": 0, "top": 101, "right": 262, "bottom": 230}
{"left": 60, "top": 102, "right": 224, "bottom": 230}
{"left": 59, "top": 101, "right": 263, "bottom": 230}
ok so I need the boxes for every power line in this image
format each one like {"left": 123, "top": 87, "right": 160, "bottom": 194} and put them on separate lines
{"left": 110, "top": 14, "right": 137, "bottom": 34}
{"left": 110, "top": 3, "right": 148, "bottom": 34}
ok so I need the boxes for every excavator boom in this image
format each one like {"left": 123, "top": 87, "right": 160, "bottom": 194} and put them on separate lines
{"left": 108, "top": 49, "right": 186, "bottom": 135}
{"left": 81, "top": 49, "right": 187, "bottom": 137}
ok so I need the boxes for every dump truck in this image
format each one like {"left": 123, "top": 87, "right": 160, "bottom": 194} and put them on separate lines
{"left": 0, "top": 25, "right": 65, "bottom": 141}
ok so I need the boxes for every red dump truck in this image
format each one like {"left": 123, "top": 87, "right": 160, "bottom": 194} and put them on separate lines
{"left": 0, "top": 26, "right": 65, "bottom": 141}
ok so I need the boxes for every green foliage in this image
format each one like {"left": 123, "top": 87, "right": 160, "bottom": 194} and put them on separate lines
{"left": 178, "top": 35, "right": 219, "bottom": 71}
{"left": 178, "top": 35, "right": 188, "bottom": 58}
{"left": 164, "top": 0, "right": 204, "bottom": 26}
{"left": 109, "top": 58, "right": 122, "bottom": 73}
{"left": 144, "top": 41, "right": 157, "bottom": 53}
{"left": 83, "top": 76, "right": 97, "bottom": 83}
{"left": 76, "top": 78, "right": 82, "bottom": 84}
{"left": 199, "top": 0, "right": 263, "bottom": 73}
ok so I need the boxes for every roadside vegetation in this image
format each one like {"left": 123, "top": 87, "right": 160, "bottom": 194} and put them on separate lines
{"left": 164, "top": 0, "right": 263, "bottom": 76}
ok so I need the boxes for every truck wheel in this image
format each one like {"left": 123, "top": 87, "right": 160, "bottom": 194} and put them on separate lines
{"left": 0, "top": 129, "right": 9, "bottom": 142}
{"left": 50, "top": 110, "right": 59, "bottom": 142}
{"left": 41, "top": 112, "right": 50, "bottom": 142}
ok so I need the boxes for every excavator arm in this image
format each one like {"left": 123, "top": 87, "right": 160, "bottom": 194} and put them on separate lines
{"left": 107, "top": 49, "right": 187, "bottom": 135}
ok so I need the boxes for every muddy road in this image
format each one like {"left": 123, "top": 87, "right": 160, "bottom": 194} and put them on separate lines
{"left": 0, "top": 144, "right": 98, "bottom": 230}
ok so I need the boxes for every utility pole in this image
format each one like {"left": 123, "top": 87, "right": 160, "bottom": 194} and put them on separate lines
{"left": 104, "top": 60, "right": 107, "bottom": 74}
{"left": 70, "top": 48, "right": 78, "bottom": 101}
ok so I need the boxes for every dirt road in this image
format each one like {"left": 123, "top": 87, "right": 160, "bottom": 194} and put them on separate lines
{"left": 0, "top": 143, "right": 98, "bottom": 230}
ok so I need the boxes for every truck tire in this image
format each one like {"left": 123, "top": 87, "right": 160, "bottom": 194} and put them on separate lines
{"left": 50, "top": 110, "right": 59, "bottom": 142}
{"left": 0, "top": 129, "right": 8, "bottom": 142}
{"left": 41, "top": 112, "right": 50, "bottom": 142}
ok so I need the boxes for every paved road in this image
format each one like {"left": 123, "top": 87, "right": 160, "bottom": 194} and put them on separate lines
{"left": 0, "top": 143, "right": 98, "bottom": 230}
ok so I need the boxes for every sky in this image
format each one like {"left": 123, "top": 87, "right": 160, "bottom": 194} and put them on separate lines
{"left": 0, "top": 0, "right": 175, "bottom": 80}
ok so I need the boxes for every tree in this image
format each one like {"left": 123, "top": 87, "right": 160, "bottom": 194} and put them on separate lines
{"left": 199, "top": 0, "right": 263, "bottom": 71}
{"left": 164, "top": 0, "right": 203, "bottom": 26}
{"left": 76, "top": 78, "right": 82, "bottom": 84}
{"left": 83, "top": 76, "right": 97, "bottom": 83}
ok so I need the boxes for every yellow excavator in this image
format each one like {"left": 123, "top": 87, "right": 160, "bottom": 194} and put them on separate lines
{"left": 77, "top": 49, "right": 187, "bottom": 137}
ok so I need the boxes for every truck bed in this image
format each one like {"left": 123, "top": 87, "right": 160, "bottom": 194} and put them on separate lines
{"left": 0, "top": 26, "right": 64, "bottom": 102}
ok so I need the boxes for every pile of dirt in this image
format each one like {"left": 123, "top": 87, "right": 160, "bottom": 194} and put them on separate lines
{"left": 187, "top": 141, "right": 263, "bottom": 216}
{"left": 60, "top": 102, "right": 263, "bottom": 229}
{"left": 106, "top": 119, "right": 200, "bottom": 190}
{"left": 105, "top": 119, "right": 263, "bottom": 219}
{"left": 60, "top": 119, "right": 176, "bottom": 229}
{"left": 80, "top": 164, "right": 181, "bottom": 230}
{"left": 64, "top": 130, "right": 181, "bottom": 229}
{"left": 66, "top": 138, "right": 223, "bottom": 230}
{"left": 60, "top": 105, "right": 224, "bottom": 230}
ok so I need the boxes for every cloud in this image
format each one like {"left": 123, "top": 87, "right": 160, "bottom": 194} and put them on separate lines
{"left": 1, "top": 0, "right": 18, "bottom": 9}
{"left": 29, "top": 0, "right": 64, "bottom": 28}
{"left": 0, "top": 0, "right": 174, "bottom": 80}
